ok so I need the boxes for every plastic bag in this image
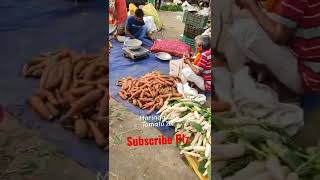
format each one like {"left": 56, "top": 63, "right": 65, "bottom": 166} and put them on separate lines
{"left": 150, "top": 39, "right": 192, "bottom": 57}
{"left": 142, "top": 4, "right": 162, "bottom": 30}
{"left": 128, "top": 3, "right": 137, "bottom": 16}
{"left": 143, "top": 16, "right": 157, "bottom": 33}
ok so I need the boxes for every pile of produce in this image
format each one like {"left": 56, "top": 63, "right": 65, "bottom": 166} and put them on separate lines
{"left": 158, "top": 98, "right": 211, "bottom": 179}
{"left": 22, "top": 49, "right": 108, "bottom": 149}
{"left": 116, "top": 71, "right": 182, "bottom": 115}
{"left": 160, "top": 4, "right": 183, "bottom": 11}
{"left": 213, "top": 114, "right": 320, "bottom": 180}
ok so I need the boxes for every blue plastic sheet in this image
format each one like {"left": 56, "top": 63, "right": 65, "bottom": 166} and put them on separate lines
{"left": 109, "top": 40, "right": 177, "bottom": 137}
{"left": 0, "top": 0, "right": 107, "bottom": 174}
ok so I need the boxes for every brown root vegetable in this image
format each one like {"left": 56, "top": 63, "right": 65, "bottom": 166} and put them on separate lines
{"left": 146, "top": 105, "right": 156, "bottom": 115}
{"left": 39, "top": 54, "right": 59, "bottom": 89}
{"left": 118, "top": 91, "right": 127, "bottom": 100}
{"left": 36, "top": 89, "right": 59, "bottom": 106}
{"left": 98, "top": 91, "right": 108, "bottom": 117}
{"left": 84, "top": 63, "right": 97, "bottom": 81}
{"left": 70, "top": 85, "right": 95, "bottom": 97}
{"left": 45, "top": 64, "right": 61, "bottom": 89}
{"left": 143, "top": 101, "right": 155, "bottom": 109}
{"left": 63, "top": 92, "right": 78, "bottom": 105}
{"left": 64, "top": 89, "right": 104, "bottom": 118}
{"left": 45, "top": 102, "right": 59, "bottom": 118}
{"left": 74, "top": 119, "right": 89, "bottom": 138}
{"left": 60, "top": 60, "right": 73, "bottom": 92}
{"left": 29, "top": 96, "right": 53, "bottom": 120}
{"left": 88, "top": 120, "right": 107, "bottom": 147}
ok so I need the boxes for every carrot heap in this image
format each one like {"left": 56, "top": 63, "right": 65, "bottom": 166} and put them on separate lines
{"left": 116, "top": 71, "right": 182, "bottom": 115}
{"left": 22, "top": 49, "right": 108, "bottom": 149}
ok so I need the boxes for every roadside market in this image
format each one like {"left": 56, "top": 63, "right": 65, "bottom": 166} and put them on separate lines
{"left": 109, "top": 1, "right": 212, "bottom": 179}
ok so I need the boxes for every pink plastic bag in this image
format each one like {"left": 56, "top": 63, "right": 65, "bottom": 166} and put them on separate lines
{"left": 150, "top": 40, "right": 192, "bottom": 57}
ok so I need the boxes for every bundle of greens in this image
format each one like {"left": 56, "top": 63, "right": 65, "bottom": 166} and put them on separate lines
{"left": 213, "top": 114, "right": 320, "bottom": 180}
{"left": 158, "top": 98, "right": 211, "bottom": 178}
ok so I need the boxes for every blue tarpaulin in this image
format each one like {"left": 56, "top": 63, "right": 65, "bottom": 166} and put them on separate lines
{"left": 109, "top": 40, "right": 177, "bottom": 137}
{"left": 0, "top": 0, "right": 107, "bottom": 174}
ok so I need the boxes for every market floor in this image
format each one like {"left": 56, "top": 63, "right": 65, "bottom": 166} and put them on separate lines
{"left": 0, "top": 113, "right": 96, "bottom": 180}
{"left": 108, "top": 98, "right": 198, "bottom": 180}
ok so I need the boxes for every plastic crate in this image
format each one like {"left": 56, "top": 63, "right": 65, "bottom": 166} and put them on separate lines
{"left": 184, "top": 24, "right": 206, "bottom": 39}
{"left": 181, "top": 35, "right": 195, "bottom": 50}
{"left": 182, "top": 11, "right": 208, "bottom": 28}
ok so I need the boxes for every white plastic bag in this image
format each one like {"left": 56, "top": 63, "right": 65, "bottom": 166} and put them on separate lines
{"left": 143, "top": 16, "right": 157, "bottom": 33}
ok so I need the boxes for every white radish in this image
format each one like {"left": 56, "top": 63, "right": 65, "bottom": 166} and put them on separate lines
{"left": 203, "top": 169, "right": 208, "bottom": 176}
{"left": 184, "top": 151, "right": 201, "bottom": 157}
{"left": 248, "top": 172, "right": 274, "bottom": 180}
{"left": 224, "top": 161, "right": 266, "bottom": 180}
{"left": 191, "top": 133, "right": 201, "bottom": 146}
{"left": 193, "top": 145, "right": 205, "bottom": 152}
{"left": 265, "top": 155, "right": 286, "bottom": 180}
{"left": 213, "top": 131, "right": 228, "bottom": 144}
{"left": 286, "top": 173, "right": 299, "bottom": 180}
{"left": 213, "top": 143, "right": 246, "bottom": 161}
{"left": 197, "top": 135, "right": 203, "bottom": 146}
{"left": 205, "top": 143, "right": 211, "bottom": 158}
{"left": 194, "top": 111, "right": 200, "bottom": 119}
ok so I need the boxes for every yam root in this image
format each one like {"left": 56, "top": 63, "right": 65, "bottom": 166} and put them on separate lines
{"left": 60, "top": 60, "right": 73, "bottom": 92}
{"left": 64, "top": 89, "right": 104, "bottom": 119}
{"left": 75, "top": 119, "right": 89, "bottom": 138}
{"left": 45, "top": 102, "right": 59, "bottom": 118}
{"left": 36, "top": 89, "right": 59, "bottom": 106}
{"left": 88, "top": 120, "right": 107, "bottom": 147}
{"left": 30, "top": 96, "right": 53, "bottom": 120}
{"left": 98, "top": 91, "right": 108, "bottom": 117}
{"left": 70, "top": 85, "right": 95, "bottom": 97}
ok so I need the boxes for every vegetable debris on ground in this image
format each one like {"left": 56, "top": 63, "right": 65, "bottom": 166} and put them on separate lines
{"left": 22, "top": 49, "right": 108, "bottom": 149}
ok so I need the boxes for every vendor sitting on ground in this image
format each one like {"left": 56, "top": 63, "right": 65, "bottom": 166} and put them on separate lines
{"left": 181, "top": 35, "right": 231, "bottom": 112}
{"left": 182, "top": 35, "right": 212, "bottom": 92}
{"left": 214, "top": 0, "right": 320, "bottom": 94}
{"left": 125, "top": 9, "right": 154, "bottom": 47}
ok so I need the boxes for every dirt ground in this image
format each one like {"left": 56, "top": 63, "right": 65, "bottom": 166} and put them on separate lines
{"left": 0, "top": 113, "right": 96, "bottom": 180}
{"left": 108, "top": 99, "right": 197, "bottom": 180}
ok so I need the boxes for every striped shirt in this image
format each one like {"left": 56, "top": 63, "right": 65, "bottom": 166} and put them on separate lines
{"left": 196, "top": 49, "right": 212, "bottom": 92}
{"left": 273, "top": 0, "right": 320, "bottom": 91}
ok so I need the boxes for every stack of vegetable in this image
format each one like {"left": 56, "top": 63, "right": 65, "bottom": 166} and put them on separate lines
{"left": 22, "top": 49, "right": 108, "bottom": 149}
{"left": 116, "top": 71, "right": 182, "bottom": 115}
{"left": 158, "top": 98, "right": 211, "bottom": 179}
{"left": 213, "top": 114, "right": 320, "bottom": 180}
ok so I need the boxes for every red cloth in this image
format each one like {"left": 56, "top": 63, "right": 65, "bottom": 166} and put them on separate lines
{"left": 115, "top": 0, "right": 127, "bottom": 24}
{"left": 274, "top": 0, "right": 320, "bottom": 91}
{"left": 150, "top": 40, "right": 192, "bottom": 57}
{"left": 196, "top": 49, "right": 212, "bottom": 92}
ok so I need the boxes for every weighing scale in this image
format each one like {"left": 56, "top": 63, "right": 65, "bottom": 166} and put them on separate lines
{"left": 123, "top": 46, "right": 150, "bottom": 60}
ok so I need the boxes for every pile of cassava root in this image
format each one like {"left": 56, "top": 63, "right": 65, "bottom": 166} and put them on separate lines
{"left": 22, "top": 49, "right": 108, "bottom": 149}
{"left": 116, "top": 71, "right": 182, "bottom": 115}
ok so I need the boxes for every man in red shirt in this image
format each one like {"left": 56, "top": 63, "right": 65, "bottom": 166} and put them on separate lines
{"left": 214, "top": 0, "right": 320, "bottom": 93}
{"left": 182, "top": 35, "right": 212, "bottom": 92}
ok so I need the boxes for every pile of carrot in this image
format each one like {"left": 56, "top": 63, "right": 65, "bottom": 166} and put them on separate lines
{"left": 22, "top": 49, "right": 108, "bottom": 149}
{"left": 116, "top": 71, "right": 182, "bottom": 115}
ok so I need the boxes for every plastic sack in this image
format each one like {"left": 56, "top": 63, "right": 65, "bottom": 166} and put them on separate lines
{"left": 143, "top": 16, "right": 157, "bottom": 33}
{"left": 128, "top": 3, "right": 137, "bottom": 16}
{"left": 150, "top": 39, "right": 192, "bottom": 57}
{"left": 142, "top": 4, "right": 162, "bottom": 30}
